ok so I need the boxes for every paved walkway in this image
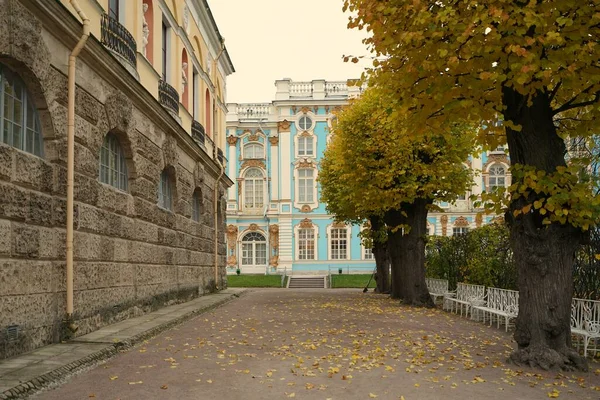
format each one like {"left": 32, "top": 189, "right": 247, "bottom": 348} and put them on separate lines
{"left": 26, "top": 289, "right": 600, "bottom": 400}
{"left": 0, "top": 288, "right": 246, "bottom": 399}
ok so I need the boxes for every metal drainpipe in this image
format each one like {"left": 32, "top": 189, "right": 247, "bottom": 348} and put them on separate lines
{"left": 212, "top": 39, "right": 226, "bottom": 290}
{"left": 66, "top": 0, "right": 90, "bottom": 332}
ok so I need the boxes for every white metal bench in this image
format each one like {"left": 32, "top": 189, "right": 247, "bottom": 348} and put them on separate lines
{"left": 571, "top": 298, "right": 600, "bottom": 357}
{"left": 471, "top": 287, "right": 519, "bottom": 332}
{"left": 443, "top": 283, "right": 485, "bottom": 318}
{"left": 425, "top": 278, "right": 449, "bottom": 304}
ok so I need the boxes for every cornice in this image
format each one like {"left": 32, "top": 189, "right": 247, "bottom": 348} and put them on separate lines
{"left": 33, "top": 0, "right": 233, "bottom": 187}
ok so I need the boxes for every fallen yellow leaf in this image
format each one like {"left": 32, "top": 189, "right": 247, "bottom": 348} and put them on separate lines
{"left": 369, "top": 393, "right": 378, "bottom": 398}
{"left": 128, "top": 381, "right": 143, "bottom": 385}
{"left": 160, "top": 385, "right": 168, "bottom": 390}
{"left": 109, "top": 376, "right": 118, "bottom": 381}
{"left": 547, "top": 389, "right": 560, "bottom": 398}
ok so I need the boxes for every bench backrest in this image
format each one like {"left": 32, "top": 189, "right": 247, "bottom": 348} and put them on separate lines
{"left": 571, "top": 298, "right": 600, "bottom": 330}
{"left": 456, "top": 282, "right": 485, "bottom": 301}
{"left": 485, "top": 287, "right": 519, "bottom": 313}
{"left": 426, "top": 278, "right": 448, "bottom": 294}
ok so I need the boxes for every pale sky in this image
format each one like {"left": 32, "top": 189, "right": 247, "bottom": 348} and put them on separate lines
{"left": 207, "top": 0, "right": 372, "bottom": 104}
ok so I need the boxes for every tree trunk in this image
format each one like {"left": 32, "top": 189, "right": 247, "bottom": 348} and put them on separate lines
{"left": 385, "top": 200, "right": 434, "bottom": 306}
{"left": 503, "top": 86, "right": 587, "bottom": 371}
{"left": 370, "top": 216, "right": 390, "bottom": 294}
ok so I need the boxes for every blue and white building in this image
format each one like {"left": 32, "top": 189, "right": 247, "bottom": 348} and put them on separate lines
{"left": 225, "top": 79, "right": 509, "bottom": 275}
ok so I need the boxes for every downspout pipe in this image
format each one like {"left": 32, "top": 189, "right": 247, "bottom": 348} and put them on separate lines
{"left": 212, "top": 39, "right": 226, "bottom": 290}
{"left": 66, "top": 0, "right": 90, "bottom": 331}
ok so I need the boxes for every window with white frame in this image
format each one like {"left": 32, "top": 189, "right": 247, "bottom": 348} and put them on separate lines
{"left": 158, "top": 169, "right": 173, "bottom": 210}
{"left": 241, "top": 232, "right": 267, "bottom": 266}
{"left": 0, "top": 64, "right": 43, "bottom": 157}
{"left": 99, "top": 133, "right": 128, "bottom": 191}
{"left": 298, "top": 169, "right": 314, "bottom": 203}
{"left": 244, "top": 143, "right": 263, "bottom": 159}
{"left": 298, "top": 228, "right": 315, "bottom": 260}
{"left": 298, "top": 115, "right": 313, "bottom": 131}
{"left": 330, "top": 227, "right": 348, "bottom": 260}
{"left": 488, "top": 164, "right": 506, "bottom": 191}
{"left": 191, "top": 189, "right": 202, "bottom": 222}
{"left": 298, "top": 136, "right": 314, "bottom": 157}
{"left": 244, "top": 168, "right": 264, "bottom": 210}
{"left": 453, "top": 227, "right": 469, "bottom": 236}
{"left": 364, "top": 246, "right": 374, "bottom": 260}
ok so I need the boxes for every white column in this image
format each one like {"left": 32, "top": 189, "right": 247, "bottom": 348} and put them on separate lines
{"left": 280, "top": 131, "right": 291, "bottom": 201}
{"left": 227, "top": 137, "right": 237, "bottom": 201}
{"left": 270, "top": 139, "right": 279, "bottom": 202}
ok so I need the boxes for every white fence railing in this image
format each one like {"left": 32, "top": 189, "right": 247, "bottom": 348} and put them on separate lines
{"left": 289, "top": 81, "right": 313, "bottom": 97}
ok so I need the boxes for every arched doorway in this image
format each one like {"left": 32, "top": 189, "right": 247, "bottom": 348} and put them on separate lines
{"left": 241, "top": 232, "right": 267, "bottom": 270}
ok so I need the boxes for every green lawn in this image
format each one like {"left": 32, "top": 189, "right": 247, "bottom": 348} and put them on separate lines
{"left": 330, "top": 274, "right": 376, "bottom": 289}
{"left": 227, "top": 274, "right": 286, "bottom": 288}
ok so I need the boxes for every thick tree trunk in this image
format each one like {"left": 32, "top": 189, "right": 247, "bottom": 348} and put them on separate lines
{"left": 503, "top": 86, "right": 587, "bottom": 371}
{"left": 385, "top": 200, "right": 434, "bottom": 306}
{"left": 370, "top": 216, "right": 390, "bottom": 294}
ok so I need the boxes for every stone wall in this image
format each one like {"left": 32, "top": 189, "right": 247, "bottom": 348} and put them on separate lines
{"left": 0, "top": 0, "right": 228, "bottom": 359}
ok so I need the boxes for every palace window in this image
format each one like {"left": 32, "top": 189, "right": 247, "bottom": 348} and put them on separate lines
{"left": 453, "top": 227, "right": 469, "bottom": 236}
{"left": 298, "top": 169, "right": 314, "bottom": 203}
{"left": 298, "top": 115, "right": 313, "bottom": 131}
{"left": 241, "top": 232, "right": 267, "bottom": 266}
{"left": 244, "top": 143, "right": 263, "bottom": 159}
{"left": 99, "top": 133, "right": 128, "bottom": 191}
{"left": 364, "top": 246, "right": 374, "bottom": 260}
{"left": 191, "top": 189, "right": 202, "bottom": 222}
{"left": 0, "top": 64, "right": 43, "bottom": 157}
{"left": 298, "top": 136, "right": 314, "bottom": 157}
{"left": 488, "top": 164, "right": 506, "bottom": 191}
{"left": 329, "top": 227, "right": 348, "bottom": 260}
{"left": 244, "top": 168, "right": 264, "bottom": 210}
{"left": 298, "top": 228, "right": 315, "bottom": 260}
{"left": 158, "top": 169, "right": 173, "bottom": 210}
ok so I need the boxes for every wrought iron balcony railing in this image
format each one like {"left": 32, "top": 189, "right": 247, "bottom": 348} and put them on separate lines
{"left": 192, "top": 120, "right": 206, "bottom": 147}
{"left": 101, "top": 14, "right": 137, "bottom": 68}
{"left": 159, "top": 79, "right": 179, "bottom": 115}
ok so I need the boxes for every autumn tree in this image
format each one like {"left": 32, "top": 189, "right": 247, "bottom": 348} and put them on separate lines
{"left": 319, "top": 88, "right": 474, "bottom": 304}
{"left": 344, "top": 0, "right": 600, "bottom": 370}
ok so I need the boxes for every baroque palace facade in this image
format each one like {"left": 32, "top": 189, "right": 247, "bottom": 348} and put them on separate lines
{"left": 0, "top": 0, "right": 233, "bottom": 359}
{"left": 225, "top": 79, "right": 510, "bottom": 275}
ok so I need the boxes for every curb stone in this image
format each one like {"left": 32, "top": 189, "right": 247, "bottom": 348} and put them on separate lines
{"left": 0, "top": 290, "right": 247, "bottom": 399}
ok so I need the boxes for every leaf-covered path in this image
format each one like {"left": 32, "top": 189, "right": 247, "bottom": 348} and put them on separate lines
{"left": 38, "top": 289, "right": 600, "bottom": 399}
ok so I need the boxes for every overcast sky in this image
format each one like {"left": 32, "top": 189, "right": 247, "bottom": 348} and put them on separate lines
{"left": 207, "top": 0, "right": 372, "bottom": 104}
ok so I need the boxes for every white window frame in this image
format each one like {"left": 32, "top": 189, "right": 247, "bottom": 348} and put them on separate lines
{"left": 243, "top": 168, "right": 265, "bottom": 212}
{"left": 240, "top": 231, "right": 268, "bottom": 266}
{"left": 297, "top": 115, "right": 313, "bottom": 131}
{"left": 453, "top": 227, "right": 469, "bottom": 236}
{"left": 327, "top": 224, "right": 351, "bottom": 261}
{"left": 99, "top": 133, "right": 128, "bottom": 191}
{"left": 295, "top": 134, "right": 316, "bottom": 158}
{"left": 363, "top": 246, "right": 374, "bottom": 260}
{"left": 0, "top": 64, "right": 44, "bottom": 157}
{"left": 243, "top": 142, "right": 264, "bottom": 159}
{"left": 294, "top": 223, "right": 319, "bottom": 261}
{"left": 294, "top": 166, "right": 318, "bottom": 210}
{"left": 488, "top": 163, "right": 507, "bottom": 191}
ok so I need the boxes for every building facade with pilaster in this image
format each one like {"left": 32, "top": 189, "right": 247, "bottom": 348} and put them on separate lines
{"left": 225, "top": 79, "right": 509, "bottom": 275}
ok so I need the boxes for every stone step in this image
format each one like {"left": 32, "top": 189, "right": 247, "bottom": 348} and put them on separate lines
{"left": 287, "top": 276, "right": 327, "bottom": 289}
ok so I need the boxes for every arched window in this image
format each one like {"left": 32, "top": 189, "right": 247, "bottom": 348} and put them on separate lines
{"left": 99, "top": 133, "right": 128, "bottom": 191}
{"left": 488, "top": 164, "right": 506, "bottom": 191}
{"left": 158, "top": 169, "right": 173, "bottom": 210}
{"left": 244, "top": 143, "right": 263, "bottom": 159}
{"left": 244, "top": 168, "right": 264, "bottom": 210}
{"left": 191, "top": 189, "right": 202, "bottom": 222}
{"left": 241, "top": 232, "right": 267, "bottom": 266}
{"left": 0, "top": 64, "right": 43, "bottom": 157}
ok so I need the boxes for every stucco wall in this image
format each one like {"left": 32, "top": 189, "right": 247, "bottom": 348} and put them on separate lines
{"left": 0, "top": 0, "right": 228, "bottom": 359}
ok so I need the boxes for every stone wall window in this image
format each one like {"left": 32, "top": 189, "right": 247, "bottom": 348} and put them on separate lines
{"left": 298, "top": 169, "right": 314, "bottom": 203}
{"left": 298, "top": 228, "right": 315, "bottom": 260}
{"left": 329, "top": 228, "right": 348, "bottom": 260}
{"left": 158, "top": 169, "right": 173, "bottom": 210}
{"left": 298, "top": 136, "right": 314, "bottom": 157}
{"left": 488, "top": 164, "right": 506, "bottom": 191}
{"left": 241, "top": 232, "right": 267, "bottom": 266}
{"left": 244, "top": 143, "right": 263, "bottom": 159}
{"left": 0, "top": 64, "right": 43, "bottom": 157}
{"left": 99, "top": 133, "right": 128, "bottom": 191}
{"left": 191, "top": 189, "right": 202, "bottom": 222}
{"left": 243, "top": 168, "right": 264, "bottom": 210}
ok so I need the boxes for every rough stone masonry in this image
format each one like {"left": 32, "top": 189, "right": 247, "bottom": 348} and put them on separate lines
{"left": 0, "top": 0, "right": 229, "bottom": 359}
